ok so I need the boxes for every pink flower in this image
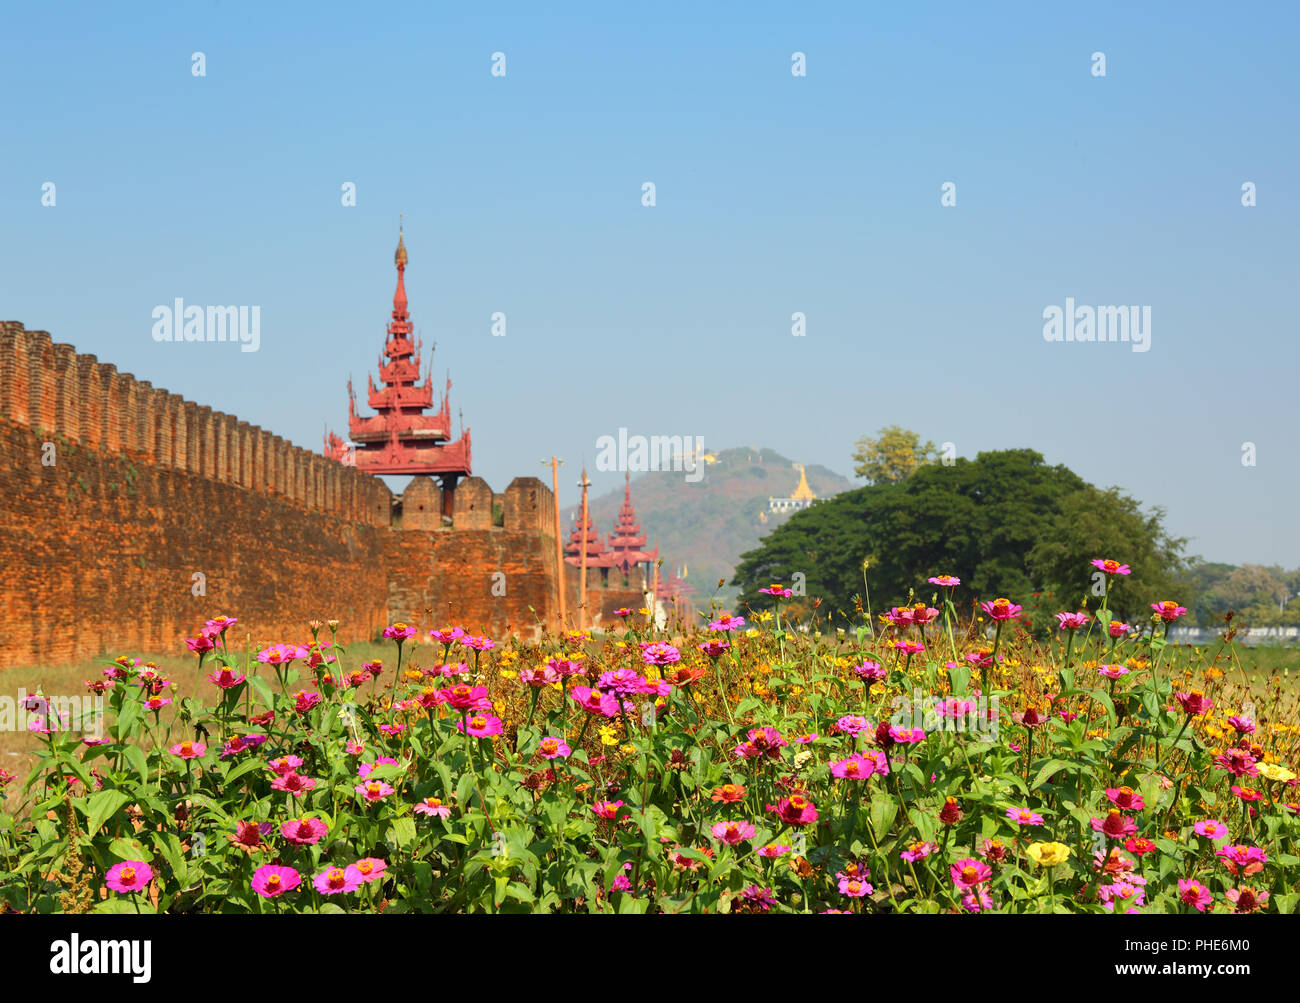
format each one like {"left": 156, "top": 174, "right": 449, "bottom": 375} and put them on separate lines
{"left": 294, "top": 690, "right": 322, "bottom": 714}
{"left": 415, "top": 797, "right": 452, "bottom": 818}
{"left": 314, "top": 865, "right": 364, "bottom": 894}
{"left": 545, "top": 656, "right": 586, "bottom": 677}
{"left": 168, "top": 740, "right": 205, "bottom": 760}
{"left": 352, "top": 857, "right": 387, "bottom": 884}
{"left": 428, "top": 626, "right": 465, "bottom": 644}
{"left": 271, "top": 772, "right": 317, "bottom": 797}
{"left": 962, "top": 887, "right": 994, "bottom": 913}
{"left": 1227, "top": 715, "right": 1256, "bottom": 735}
{"left": 281, "top": 818, "right": 328, "bottom": 845}
{"left": 251, "top": 864, "right": 301, "bottom": 898}
{"left": 758, "top": 585, "right": 793, "bottom": 598}
{"left": 1151, "top": 601, "right": 1188, "bottom": 622}
{"left": 383, "top": 623, "right": 418, "bottom": 641}
{"left": 1091, "top": 810, "right": 1138, "bottom": 838}
{"left": 1005, "top": 807, "right": 1045, "bottom": 827}
{"left": 592, "top": 800, "right": 625, "bottom": 820}
{"left": 185, "top": 635, "right": 215, "bottom": 655}
{"left": 202, "top": 615, "right": 239, "bottom": 636}
{"left": 1175, "top": 690, "right": 1213, "bottom": 717}
{"left": 1216, "top": 843, "right": 1267, "bottom": 877}
{"left": 697, "top": 640, "right": 731, "bottom": 659}
{"left": 950, "top": 858, "right": 992, "bottom": 889}
{"left": 708, "top": 614, "right": 746, "bottom": 631}
{"left": 460, "top": 634, "right": 495, "bottom": 652}
{"left": 440, "top": 684, "right": 492, "bottom": 711}
{"left": 105, "top": 860, "right": 153, "bottom": 894}
{"left": 267, "top": 754, "right": 304, "bottom": 776}
{"left": 220, "top": 733, "right": 267, "bottom": 758}
{"left": 894, "top": 640, "right": 925, "bottom": 656}
{"left": 758, "top": 843, "right": 791, "bottom": 858}
{"left": 830, "top": 753, "right": 876, "bottom": 780}
{"left": 207, "top": 667, "right": 246, "bottom": 689}
{"left": 640, "top": 642, "right": 681, "bottom": 666}
{"left": 710, "top": 820, "right": 756, "bottom": 846}
{"left": 1108, "top": 620, "right": 1132, "bottom": 638}
{"left": 1194, "top": 819, "right": 1230, "bottom": 842}
{"left": 355, "top": 780, "right": 396, "bottom": 802}
{"left": 1212, "top": 748, "right": 1257, "bottom": 777}
{"left": 570, "top": 685, "right": 620, "bottom": 717}
{"left": 257, "top": 643, "right": 309, "bottom": 666}
{"left": 889, "top": 726, "right": 925, "bottom": 745}
{"left": 456, "top": 714, "right": 503, "bottom": 738}
{"left": 980, "top": 598, "right": 1022, "bottom": 621}
{"left": 1098, "top": 664, "right": 1130, "bottom": 680}
{"left": 1104, "top": 786, "right": 1146, "bottom": 811}
{"left": 838, "top": 876, "right": 873, "bottom": 898}
{"left": 886, "top": 606, "right": 915, "bottom": 628}
{"left": 1100, "top": 880, "right": 1146, "bottom": 913}
{"left": 835, "top": 714, "right": 871, "bottom": 735}
{"left": 767, "top": 795, "right": 818, "bottom": 827}
{"left": 1055, "top": 611, "right": 1089, "bottom": 631}
{"left": 537, "top": 736, "right": 571, "bottom": 760}
{"left": 853, "top": 661, "right": 886, "bottom": 682}
{"left": 1091, "top": 559, "right": 1131, "bottom": 576}
{"left": 900, "top": 841, "right": 938, "bottom": 862}
{"left": 929, "top": 575, "right": 961, "bottom": 587}
{"left": 1178, "top": 879, "right": 1213, "bottom": 912}
{"left": 1225, "top": 887, "right": 1269, "bottom": 914}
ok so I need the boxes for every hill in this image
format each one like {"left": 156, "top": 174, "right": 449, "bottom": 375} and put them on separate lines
{"left": 581, "top": 447, "right": 855, "bottom": 610}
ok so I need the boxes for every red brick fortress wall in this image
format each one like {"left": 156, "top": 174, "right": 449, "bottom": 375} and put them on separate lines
{"left": 0, "top": 323, "right": 393, "bottom": 668}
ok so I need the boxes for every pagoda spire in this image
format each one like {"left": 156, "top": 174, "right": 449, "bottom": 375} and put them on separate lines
{"left": 324, "top": 228, "right": 472, "bottom": 487}
{"left": 392, "top": 217, "right": 409, "bottom": 327}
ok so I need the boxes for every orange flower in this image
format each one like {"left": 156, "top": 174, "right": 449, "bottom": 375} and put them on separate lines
{"left": 710, "top": 783, "right": 746, "bottom": 803}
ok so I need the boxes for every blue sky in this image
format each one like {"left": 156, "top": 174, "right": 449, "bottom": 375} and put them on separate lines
{"left": 3, "top": 1, "right": 1297, "bottom": 566}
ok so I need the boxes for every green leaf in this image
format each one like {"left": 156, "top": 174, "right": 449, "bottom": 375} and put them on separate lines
{"left": 869, "top": 796, "right": 898, "bottom": 835}
{"left": 84, "top": 789, "right": 133, "bottom": 837}
{"left": 387, "top": 817, "right": 417, "bottom": 851}
{"left": 1030, "top": 759, "right": 1074, "bottom": 791}
{"left": 123, "top": 745, "right": 149, "bottom": 786}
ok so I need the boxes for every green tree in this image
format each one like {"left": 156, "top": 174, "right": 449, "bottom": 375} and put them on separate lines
{"left": 851, "top": 425, "right": 938, "bottom": 485}
{"left": 733, "top": 448, "right": 1187, "bottom": 626}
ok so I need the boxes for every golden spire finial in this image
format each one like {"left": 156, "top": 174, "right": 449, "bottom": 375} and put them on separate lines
{"left": 791, "top": 462, "right": 816, "bottom": 501}
{"left": 395, "top": 214, "right": 407, "bottom": 267}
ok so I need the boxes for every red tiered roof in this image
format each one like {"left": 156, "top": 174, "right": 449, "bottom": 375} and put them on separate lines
{"left": 607, "top": 471, "right": 659, "bottom": 575}
{"left": 324, "top": 230, "right": 472, "bottom": 477}
{"left": 565, "top": 507, "right": 613, "bottom": 568}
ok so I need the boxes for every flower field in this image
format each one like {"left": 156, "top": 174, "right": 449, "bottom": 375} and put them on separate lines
{"left": 3, "top": 562, "right": 1298, "bottom": 915}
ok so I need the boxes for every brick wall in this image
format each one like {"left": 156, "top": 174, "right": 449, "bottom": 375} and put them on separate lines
{"left": 0, "top": 322, "right": 669, "bottom": 668}
{"left": 0, "top": 322, "right": 392, "bottom": 668}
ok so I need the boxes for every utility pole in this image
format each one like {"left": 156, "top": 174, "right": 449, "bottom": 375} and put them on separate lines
{"left": 542, "top": 457, "right": 567, "bottom": 630}
{"left": 578, "top": 467, "right": 591, "bottom": 629}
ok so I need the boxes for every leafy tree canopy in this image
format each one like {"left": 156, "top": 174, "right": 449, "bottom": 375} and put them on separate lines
{"left": 732, "top": 448, "right": 1189, "bottom": 627}
{"left": 851, "top": 425, "right": 938, "bottom": 485}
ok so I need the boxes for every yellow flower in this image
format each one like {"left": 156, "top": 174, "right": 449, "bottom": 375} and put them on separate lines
{"left": 404, "top": 669, "right": 423, "bottom": 682}
{"left": 1025, "top": 842, "right": 1070, "bottom": 867}
{"left": 598, "top": 726, "right": 618, "bottom": 747}
{"left": 790, "top": 686, "right": 804, "bottom": 696}
{"left": 1257, "top": 762, "right": 1296, "bottom": 783}
{"left": 620, "top": 744, "right": 636, "bottom": 755}
{"left": 498, "top": 669, "right": 518, "bottom": 680}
